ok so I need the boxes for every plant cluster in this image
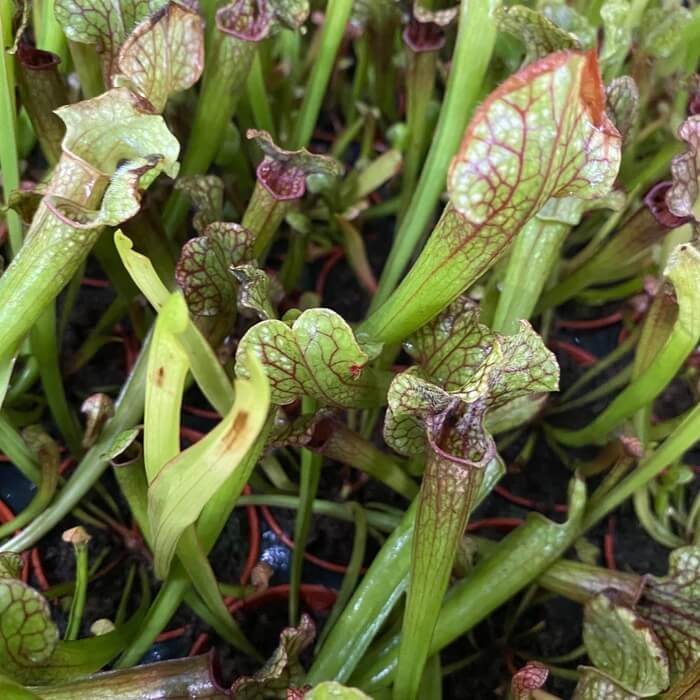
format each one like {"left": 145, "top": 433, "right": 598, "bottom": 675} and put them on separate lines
{"left": 0, "top": 0, "right": 699, "bottom": 699}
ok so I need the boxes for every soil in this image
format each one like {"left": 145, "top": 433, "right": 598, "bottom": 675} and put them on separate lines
{"left": 4, "top": 209, "right": 697, "bottom": 699}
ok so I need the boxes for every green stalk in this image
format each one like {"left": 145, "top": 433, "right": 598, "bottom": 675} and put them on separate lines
{"left": 350, "top": 478, "right": 586, "bottom": 691}
{"left": 316, "top": 503, "right": 367, "bottom": 650}
{"left": 31, "top": 307, "right": 83, "bottom": 455}
{"left": 0, "top": 337, "right": 149, "bottom": 553}
{"left": 492, "top": 218, "right": 569, "bottom": 334}
{"left": 582, "top": 401, "right": 700, "bottom": 531}
{"left": 289, "top": 0, "right": 354, "bottom": 149}
{"left": 370, "top": 0, "right": 499, "bottom": 311}
{"left": 399, "top": 46, "right": 437, "bottom": 221}
{"left": 290, "top": 398, "right": 322, "bottom": 625}
{"left": 547, "top": 365, "right": 632, "bottom": 417}
{"left": 315, "top": 420, "right": 418, "bottom": 500}
{"left": 243, "top": 184, "right": 289, "bottom": 259}
{"left": 0, "top": 3, "right": 23, "bottom": 257}
{"left": 68, "top": 41, "right": 104, "bottom": 98}
{"left": 163, "top": 21, "right": 258, "bottom": 236}
{"left": 63, "top": 526, "right": 91, "bottom": 640}
{"left": 0, "top": 435, "right": 58, "bottom": 539}
{"left": 246, "top": 52, "right": 275, "bottom": 137}
{"left": 236, "top": 494, "right": 400, "bottom": 533}
{"left": 559, "top": 326, "right": 640, "bottom": 402}
{"left": 551, "top": 245, "right": 700, "bottom": 446}
{"left": 38, "top": 0, "right": 68, "bottom": 64}
{"left": 394, "top": 458, "right": 485, "bottom": 700}
{"left": 0, "top": 410, "right": 42, "bottom": 483}
{"left": 307, "top": 458, "right": 504, "bottom": 684}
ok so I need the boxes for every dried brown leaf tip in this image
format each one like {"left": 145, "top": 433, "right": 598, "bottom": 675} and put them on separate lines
{"left": 247, "top": 129, "right": 344, "bottom": 201}
{"left": 81, "top": 393, "right": 115, "bottom": 448}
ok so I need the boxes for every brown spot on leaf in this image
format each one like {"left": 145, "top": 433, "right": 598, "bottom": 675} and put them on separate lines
{"left": 223, "top": 411, "right": 249, "bottom": 450}
{"left": 155, "top": 366, "right": 165, "bottom": 386}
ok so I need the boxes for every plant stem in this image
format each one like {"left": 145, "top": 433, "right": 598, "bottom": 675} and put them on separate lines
{"left": 246, "top": 52, "right": 275, "bottom": 137}
{"left": 163, "top": 24, "right": 258, "bottom": 236}
{"left": 64, "top": 529, "right": 90, "bottom": 640}
{"left": 31, "top": 306, "right": 83, "bottom": 456}
{"left": 307, "top": 457, "right": 504, "bottom": 684}
{"left": 290, "top": 0, "right": 354, "bottom": 149}
{"left": 290, "top": 398, "right": 322, "bottom": 625}
{"left": 399, "top": 48, "right": 437, "bottom": 222}
{"left": 394, "top": 459, "right": 484, "bottom": 700}
{"left": 492, "top": 219, "right": 569, "bottom": 334}
{"left": 0, "top": 337, "right": 149, "bottom": 553}
{"left": 370, "top": 0, "right": 499, "bottom": 311}
{"left": 243, "top": 184, "right": 289, "bottom": 259}
{"left": 33, "top": 654, "right": 228, "bottom": 700}
{"left": 0, "top": 3, "right": 23, "bottom": 257}
{"left": 582, "top": 401, "right": 700, "bottom": 531}
{"left": 0, "top": 439, "right": 58, "bottom": 539}
{"left": 68, "top": 41, "right": 104, "bottom": 98}
{"left": 350, "top": 478, "right": 586, "bottom": 691}
{"left": 315, "top": 421, "right": 418, "bottom": 500}
{"left": 236, "top": 494, "right": 400, "bottom": 533}
{"left": 316, "top": 503, "right": 368, "bottom": 650}
{"left": 0, "top": 410, "right": 41, "bottom": 483}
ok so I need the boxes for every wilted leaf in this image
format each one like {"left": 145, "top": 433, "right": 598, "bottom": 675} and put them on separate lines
{"left": 81, "top": 393, "right": 115, "bottom": 448}
{"left": 175, "top": 223, "right": 255, "bottom": 317}
{"left": 247, "top": 129, "right": 343, "bottom": 201}
{"left": 174, "top": 175, "right": 225, "bottom": 234}
{"left": 667, "top": 116, "right": 700, "bottom": 222}
{"left": 54, "top": 0, "right": 169, "bottom": 80}
{"left": 511, "top": 662, "right": 550, "bottom": 699}
{"left": 146, "top": 295, "right": 271, "bottom": 577}
{"left": 231, "top": 614, "right": 315, "bottom": 698}
{"left": 573, "top": 668, "right": 639, "bottom": 700}
{"left": 116, "top": 2, "right": 204, "bottom": 112}
{"left": 606, "top": 77, "right": 640, "bottom": 144}
{"left": 496, "top": 5, "right": 579, "bottom": 63}
{"left": 583, "top": 592, "right": 669, "bottom": 696}
{"left": 640, "top": 2, "right": 691, "bottom": 59}
{"left": 231, "top": 264, "right": 279, "bottom": 320}
{"left": 236, "top": 308, "right": 390, "bottom": 408}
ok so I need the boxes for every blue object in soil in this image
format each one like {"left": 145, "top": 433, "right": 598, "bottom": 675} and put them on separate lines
{"left": 260, "top": 528, "right": 291, "bottom": 583}
{"left": 0, "top": 464, "right": 36, "bottom": 513}
{"left": 139, "top": 636, "right": 190, "bottom": 665}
